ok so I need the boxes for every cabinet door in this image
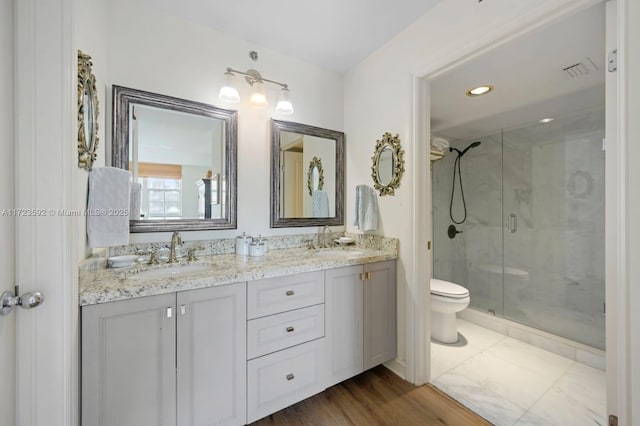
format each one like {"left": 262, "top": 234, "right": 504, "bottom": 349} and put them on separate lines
{"left": 325, "top": 265, "right": 363, "bottom": 387}
{"left": 176, "top": 283, "right": 246, "bottom": 426}
{"left": 364, "top": 260, "right": 397, "bottom": 370}
{"left": 82, "top": 294, "right": 177, "bottom": 426}
{"left": 247, "top": 338, "right": 325, "bottom": 423}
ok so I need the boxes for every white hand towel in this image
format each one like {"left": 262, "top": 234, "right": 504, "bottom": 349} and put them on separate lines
{"left": 431, "top": 136, "right": 450, "bottom": 153}
{"left": 353, "top": 185, "right": 378, "bottom": 232}
{"left": 87, "top": 167, "right": 131, "bottom": 248}
{"left": 130, "top": 182, "right": 142, "bottom": 220}
{"left": 312, "top": 190, "right": 330, "bottom": 217}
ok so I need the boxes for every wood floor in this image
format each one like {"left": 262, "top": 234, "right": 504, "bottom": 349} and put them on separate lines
{"left": 251, "top": 366, "right": 491, "bottom": 426}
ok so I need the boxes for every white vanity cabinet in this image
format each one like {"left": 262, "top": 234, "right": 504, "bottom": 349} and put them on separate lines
{"left": 81, "top": 258, "right": 396, "bottom": 425}
{"left": 176, "top": 285, "right": 247, "bottom": 426}
{"left": 81, "top": 283, "right": 247, "bottom": 426}
{"left": 325, "top": 265, "right": 364, "bottom": 386}
{"left": 363, "top": 260, "right": 397, "bottom": 370}
{"left": 246, "top": 271, "right": 326, "bottom": 423}
{"left": 325, "top": 260, "right": 397, "bottom": 388}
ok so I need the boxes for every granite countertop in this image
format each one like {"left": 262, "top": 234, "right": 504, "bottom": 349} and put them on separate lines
{"left": 79, "top": 246, "right": 398, "bottom": 306}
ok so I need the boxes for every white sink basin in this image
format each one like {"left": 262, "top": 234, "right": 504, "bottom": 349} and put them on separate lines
{"left": 133, "top": 263, "right": 210, "bottom": 279}
{"left": 315, "top": 248, "right": 364, "bottom": 257}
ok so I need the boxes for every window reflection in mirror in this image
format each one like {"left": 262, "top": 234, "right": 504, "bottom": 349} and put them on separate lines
{"left": 128, "top": 104, "right": 226, "bottom": 220}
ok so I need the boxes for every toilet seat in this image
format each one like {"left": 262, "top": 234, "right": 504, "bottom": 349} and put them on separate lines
{"left": 430, "top": 278, "right": 469, "bottom": 299}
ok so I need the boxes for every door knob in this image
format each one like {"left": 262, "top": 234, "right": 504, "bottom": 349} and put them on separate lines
{"left": 1, "top": 290, "right": 45, "bottom": 316}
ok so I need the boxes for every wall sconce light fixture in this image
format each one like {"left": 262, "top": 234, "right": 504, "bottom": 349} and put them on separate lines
{"left": 219, "top": 67, "right": 294, "bottom": 114}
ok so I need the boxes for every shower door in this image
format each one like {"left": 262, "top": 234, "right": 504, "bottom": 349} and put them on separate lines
{"left": 432, "top": 107, "right": 606, "bottom": 349}
{"left": 501, "top": 108, "right": 605, "bottom": 349}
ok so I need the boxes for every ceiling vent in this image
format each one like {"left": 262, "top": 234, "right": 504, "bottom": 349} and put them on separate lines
{"left": 563, "top": 57, "right": 598, "bottom": 78}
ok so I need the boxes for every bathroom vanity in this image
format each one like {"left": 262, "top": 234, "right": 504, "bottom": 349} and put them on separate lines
{"left": 79, "top": 245, "right": 397, "bottom": 426}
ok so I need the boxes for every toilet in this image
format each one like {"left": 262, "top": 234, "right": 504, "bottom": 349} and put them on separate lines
{"left": 430, "top": 278, "right": 470, "bottom": 344}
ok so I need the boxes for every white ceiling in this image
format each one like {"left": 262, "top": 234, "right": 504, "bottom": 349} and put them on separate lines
{"left": 139, "top": 0, "right": 442, "bottom": 72}
{"left": 431, "top": 3, "right": 605, "bottom": 140}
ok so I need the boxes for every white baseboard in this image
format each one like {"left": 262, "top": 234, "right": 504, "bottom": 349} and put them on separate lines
{"left": 459, "top": 308, "right": 605, "bottom": 371}
{"left": 383, "top": 357, "right": 406, "bottom": 380}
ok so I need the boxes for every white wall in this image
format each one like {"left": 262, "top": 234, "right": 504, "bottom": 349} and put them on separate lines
{"left": 344, "top": 0, "right": 602, "bottom": 378}
{"left": 0, "top": 0, "right": 15, "bottom": 422}
{"left": 625, "top": 0, "right": 640, "bottom": 421}
{"left": 104, "top": 0, "right": 344, "bottom": 244}
{"left": 76, "top": 0, "right": 108, "bottom": 259}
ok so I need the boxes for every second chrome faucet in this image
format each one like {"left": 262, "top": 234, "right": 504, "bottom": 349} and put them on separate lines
{"left": 168, "top": 231, "right": 182, "bottom": 263}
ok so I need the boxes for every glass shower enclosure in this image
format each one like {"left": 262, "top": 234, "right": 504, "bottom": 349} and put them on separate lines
{"left": 432, "top": 106, "right": 605, "bottom": 349}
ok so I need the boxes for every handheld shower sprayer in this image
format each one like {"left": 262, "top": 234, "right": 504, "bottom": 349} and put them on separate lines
{"left": 449, "top": 141, "right": 482, "bottom": 157}
{"left": 449, "top": 141, "right": 482, "bottom": 227}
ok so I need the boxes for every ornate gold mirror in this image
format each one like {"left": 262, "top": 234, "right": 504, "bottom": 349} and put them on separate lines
{"left": 371, "top": 132, "right": 404, "bottom": 196}
{"left": 78, "top": 50, "right": 99, "bottom": 171}
{"left": 307, "top": 157, "right": 324, "bottom": 196}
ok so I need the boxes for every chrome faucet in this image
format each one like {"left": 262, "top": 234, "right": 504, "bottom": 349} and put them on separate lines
{"left": 168, "top": 231, "right": 182, "bottom": 263}
{"left": 319, "top": 225, "right": 330, "bottom": 248}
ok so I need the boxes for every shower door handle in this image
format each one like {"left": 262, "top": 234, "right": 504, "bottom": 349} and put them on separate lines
{"left": 508, "top": 213, "right": 517, "bottom": 233}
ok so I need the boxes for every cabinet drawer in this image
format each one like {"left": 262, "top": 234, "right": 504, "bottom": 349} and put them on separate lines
{"left": 247, "top": 271, "right": 324, "bottom": 319}
{"left": 247, "top": 338, "right": 325, "bottom": 423}
{"left": 248, "top": 304, "right": 324, "bottom": 359}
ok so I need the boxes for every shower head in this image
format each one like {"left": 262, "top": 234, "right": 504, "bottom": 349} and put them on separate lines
{"left": 450, "top": 141, "right": 482, "bottom": 157}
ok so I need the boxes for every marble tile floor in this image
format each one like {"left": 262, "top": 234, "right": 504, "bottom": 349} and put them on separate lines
{"left": 430, "top": 319, "right": 606, "bottom": 426}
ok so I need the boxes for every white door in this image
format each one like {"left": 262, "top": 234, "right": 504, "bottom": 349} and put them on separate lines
{"left": 10, "top": 0, "right": 78, "bottom": 425}
{"left": 0, "top": 0, "right": 16, "bottom": 423}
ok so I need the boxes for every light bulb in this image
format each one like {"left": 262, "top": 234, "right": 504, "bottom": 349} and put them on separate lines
{"left": 249, "top": 80, "right": 267, "bottom": 107}
{"left": 275, "top": 87, "right": 294, "bottom": 115}
{"left": 219, "top": 71, "right": 240, "bottom": 103}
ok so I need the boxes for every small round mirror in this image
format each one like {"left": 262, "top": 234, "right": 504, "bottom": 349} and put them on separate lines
{"left": 312, "top": 166, "right": 320, "bottom": 190}
{"left": 371, "top": 132, "right": 404, "bottom": 196}
{"left": 307, "top": 157, "right": 324, "bottom": 196}
{"left": 376, "top": 146, "right": 394, "bottom": 186}
{"left": 77, "top": 50, "right": 99, "bottom": 171}
{"left": 83, "top": 84, "right": 96, "bottom": 152}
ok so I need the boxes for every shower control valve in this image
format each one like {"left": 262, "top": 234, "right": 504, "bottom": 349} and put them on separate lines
{"left": 447, "top": 225, "right": 462, "bottom": 239}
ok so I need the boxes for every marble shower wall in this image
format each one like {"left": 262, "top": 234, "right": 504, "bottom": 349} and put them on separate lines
{"left": 432, "top": 107, "right": 605, "bottom": 349}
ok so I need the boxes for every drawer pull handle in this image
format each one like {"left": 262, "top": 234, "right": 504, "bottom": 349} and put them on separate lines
{"left": 286, "top": 326, "right": 295, "bottom": 333}
{"left": 285, "top": 290, "right": 294, "bottom": 296}
{"left": 286, "top": 373, "right": 295, "bottom": 381}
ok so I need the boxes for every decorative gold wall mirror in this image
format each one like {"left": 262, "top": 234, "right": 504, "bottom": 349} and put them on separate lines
{"left": 271, "top": 119, "right": 344, "bottom": 227}
{"left": 307, "top": 157, "right": 324, "bottom": 196}
{"left": 371, "top": 132, "right": 405, "bottom": 196}
{"left": 77, "top": 50, "right": 99, "bottom": 171}
{"left": 112, "top": 85, "right": 238, "bottom": 232}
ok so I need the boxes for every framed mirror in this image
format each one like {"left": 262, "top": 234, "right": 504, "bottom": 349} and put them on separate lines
{"left": 271, "top": 119, "right": 344, "bottom": 227}
{"left": 371, "top": 132, "right": 404, "bottom": 196}
{"left": 307, "top": 157, "right": 324, "bottom": 196}
{"left": 112, "top": 85, "right": 237, "bottom": 232}
{"left": 78, "top": 50, "right": 99, "bottom": 171}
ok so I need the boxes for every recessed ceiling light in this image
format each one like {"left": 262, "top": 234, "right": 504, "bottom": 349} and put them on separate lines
{"left": 466, "top": 85, "right": 494, "bottom": 97}
{"left": 538, "top": 117, "right": 555, "bottom": 123}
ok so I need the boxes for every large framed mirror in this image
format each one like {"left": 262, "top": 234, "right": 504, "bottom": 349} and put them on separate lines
{"left": 271, "top": 119, "right": 344, "bottom": 227}
{"left": 112, "top": 85, "right": 237, "bottom": 232}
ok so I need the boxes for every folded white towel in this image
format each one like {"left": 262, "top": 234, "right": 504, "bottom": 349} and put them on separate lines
{"left": 312, "top": 190, "right": 330, "bottom": 217}
{"left": 87, "top": 167, "right": 131, "bottom": 248}
{"left": 353, "top": 185, "right": 378, "bottom": 232}
{"left": 130, "top": 182, "right": 142, "bottom": 220}
{"left": 431, "top": 137, "right": 450, "bottom": 152}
